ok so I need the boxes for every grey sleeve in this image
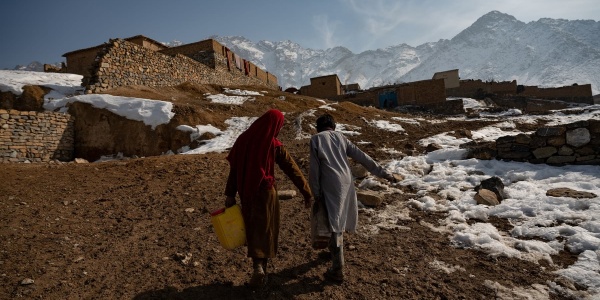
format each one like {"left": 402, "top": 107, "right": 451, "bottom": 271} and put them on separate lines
{"left": 345, "top": 138, "right": 390, "bottom": 178}
{"left": 308, "top": 137, "right": 321, "bottom": 199}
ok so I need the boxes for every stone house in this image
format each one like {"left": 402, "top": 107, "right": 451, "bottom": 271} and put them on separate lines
{"left": 61, "top": 35, "right": 277, "bottom": 92}
{"left": 62, "top": 35, "right": 167, "bottom": 77}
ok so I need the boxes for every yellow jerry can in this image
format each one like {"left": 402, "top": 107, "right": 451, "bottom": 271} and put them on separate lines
{"left": 210, "top": 204, "right": 246, "bottom": 250}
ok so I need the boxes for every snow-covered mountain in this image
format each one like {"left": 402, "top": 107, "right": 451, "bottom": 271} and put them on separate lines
{"left": 8, "top": 61, "right": 45, "bottom": 72}
{"left": 216, "top": 11, "right": 600, "bottom": 94}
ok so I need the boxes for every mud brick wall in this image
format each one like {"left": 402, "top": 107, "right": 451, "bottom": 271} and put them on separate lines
{"left": 85, "top": 39, "right": 278, "bottom": 93}
{"left": 519, "top": 84, "right": 593, "bottom": 104}
{"left": 396, "top": 79, "right": 446, "bottom": 105}
{"left": 447, "top": 80, "right": 517, "bottom": 98}
{"left": 0, "top": 109, "right": 74, "bottom": 163}
{"left": 496, "top": 119, "right": 600, "bottom": 165}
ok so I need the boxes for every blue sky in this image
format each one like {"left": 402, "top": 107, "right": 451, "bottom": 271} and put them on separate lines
{"left": 1, "top": 0, "right": 598, "bottom": 69}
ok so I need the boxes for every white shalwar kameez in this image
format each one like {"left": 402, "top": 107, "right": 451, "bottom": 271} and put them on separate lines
{"left": 309, "top": 130, "right": 390, "bottom": 233}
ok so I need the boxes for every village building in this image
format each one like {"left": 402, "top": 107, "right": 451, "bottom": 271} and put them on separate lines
{"left": 60, "top": 35, "right": 277, "bottom": 93}
{"left": 300, "top": 74, "right": 342, "bottom": 99}
{"left": 63, "top": 35, "right": 168, "bottom": 77}
{"left": 432, "top": 69, "right": 460, "bottom": 89}
{"left": 342, "top": 83, "right": 361, "bottom": 94}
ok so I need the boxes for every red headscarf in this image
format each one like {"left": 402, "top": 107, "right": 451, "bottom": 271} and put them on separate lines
{"left": 226, "top": 109, "right": 284, "bottom": 202}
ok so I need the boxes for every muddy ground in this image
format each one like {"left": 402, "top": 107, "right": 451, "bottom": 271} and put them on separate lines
{"left": 0, "top": 83, "right": 580, "bottom": 299}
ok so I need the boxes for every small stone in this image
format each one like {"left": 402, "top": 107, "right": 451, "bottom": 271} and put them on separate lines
{"left": 351, "top": 164, "right": 369, "bottom": 179}
{"left": 21, "top": 278, "right": 34, "bottom": 285}
{"left": 474, "top": 189, "right": 500, "bottom": 206}
{"left": 184, "top": 208, "right": 195, "bottom": 213}
{"left": 278, "top": 190, "right": 297, "bottom": 200}
{"left": 74, "top": 158, "right": 89, "bottom": 164}
{"left": 357, "top": 190, "right": 384, "bottom": 207}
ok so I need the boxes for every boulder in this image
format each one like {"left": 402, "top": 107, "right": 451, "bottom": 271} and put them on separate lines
{"left": 357, "top": 190, "right": 384, "bottom": 207}
{"left": 474, "top": 189, "right": 499, "bottom": 206}
{"left": 474, "top": 176, "right": 508, "bottom": 201}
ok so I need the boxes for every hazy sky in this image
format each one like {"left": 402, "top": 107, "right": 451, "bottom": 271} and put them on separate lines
{"left": 1, "top": 0, "right": 598, "bottom": 69}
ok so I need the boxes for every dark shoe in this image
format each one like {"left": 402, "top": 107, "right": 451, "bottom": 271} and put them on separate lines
{"left": 324, "top": 268, "right": 344, "bottom": 283}
{"left": 249, "top": 268, "right": 266, "bottom": 287}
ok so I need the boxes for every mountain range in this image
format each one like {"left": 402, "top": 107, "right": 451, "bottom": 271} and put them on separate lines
{"left": 9, "top": 11, "right": 599, "bottom": 95}
{"left": 214, "top": 11, "right": 600, "bottom": 94}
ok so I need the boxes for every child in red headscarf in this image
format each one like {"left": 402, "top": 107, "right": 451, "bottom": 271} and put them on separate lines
{"left": 224, "top": 109, "right": 313, "bottom": 287}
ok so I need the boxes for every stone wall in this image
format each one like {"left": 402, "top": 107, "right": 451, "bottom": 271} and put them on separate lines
{"left": 84, "top": 39, "right": 278, "bottom": 94}
{"left": 0, "top": 109, "right": 74, "bottom": 163}
{"left": 496, "top": 119, "right": 600, "bottom": 165}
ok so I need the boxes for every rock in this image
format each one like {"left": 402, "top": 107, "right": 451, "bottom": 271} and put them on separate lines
{"left": 278, "top": 190, "right": 297, "bottom": 200}
{"left": 173, "top": 252, "right": 192, "bottom": 265}
{"left": 496, "top": 136, "right": 516, "bottom": 145}
{"left": 546, "top": 156, "right": 576, "bottom": 164}
{"left": 474, "top": 189, "right": 500, "bottom": 206}
{"left": 198, "top": 131, "right": 216, "bottom": 141}
{"left": 547, "top": 136, "right": 566, "bottom": 147}
{"left": 21, "top": 278, "right": 35, "bottom": 285}
{"left": 351, "top": 164, "right": 369, "bottom": 179}
{"left": 530, "top": 136, "right": 546, "bottom": 148}
{"left": 426, "top": 143, "right": 443, "bottom": 152}
{"left": 392, "top": 174, "right": 404, "bottom": 182}
{"left": 467, "top": 147, "right": 496, "bottom": 160}
{"left": 357, "top": 190, "right": 384, "bottom": 207}
{"left": 532, "top": 147, "right": 557, "bottom": 159}
{"left": 456, "top": 129, "right": 472, "bottom": 139}
{"left": 474, "top": 176, "right": 508, "bottom": 201}
{"left": 566, "top": 128, "right": 590, "bottom": 147}
{"left": 514, "top": 134, "right": 532, "bottom": 144}
{"left": 575, "top": 146, "right": 595, "bottom": 156}
{"left": 557, "top": 146, "right": 574, "bottom": 156}
{"left": 184, "top": 208, "right": 195, "bottom": 213}
{"left": 74, "top": 158, "right": 89, "bottom": 164}
{"left": 546, "top": 188, "right": 597, "bottom": 199}
{"left": 536, "top": 127, "right": 565, "bottom": 137}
